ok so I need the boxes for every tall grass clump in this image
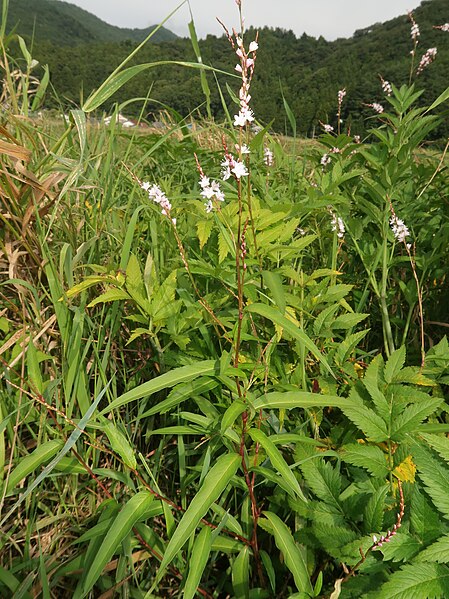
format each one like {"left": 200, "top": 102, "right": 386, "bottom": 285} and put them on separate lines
{"left": 2, "top": 1, "right": 449, "bottom": 597}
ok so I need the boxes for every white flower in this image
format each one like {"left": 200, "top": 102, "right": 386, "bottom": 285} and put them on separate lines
{"left": 331, "top": 212, "right": 345, "bottom": 239}
{"left": 263, "top": 147, "right": 274, "bottom": 166}
{"left": 323, "top": 124, "right": 334, "bottom": 133}
{"left": 381, "top": 79, "right": 392, "bottom": 96}
{"left": 141, "top": 181, "right": 151, "bottom": 191}
{"left": 236, "top": 143, "right": 250, "bottom": 154}
{"left": 205, "top": 200, "right": 214, "bottom": 213}
{"left": 249, "top": 41, "right": 258, "bottom": 52}
{"left": 390, "top": 214, "right": 410, "bottom": 243}
{"left": 232, "top": 160, "right": 249, "bottom": 179}
{"left": 199, "top": 175, "right": 210, "bottom": 189}
{"left": 233, "top": 107, "right": 254, "bottom": 128}
{"left": 436, "top": 23, "right": 449, "bottom": 32}
{"left": 371, "top": 103, "right": 384, "bottom": 114}
{"left": 235, "top": 63, "right": 243, "bottom": 73}
{"left": 417, "top": 47, "right": 437, "bottom": 75}
{"left": 321, "top": 154, "right": 331, "bottom": 166}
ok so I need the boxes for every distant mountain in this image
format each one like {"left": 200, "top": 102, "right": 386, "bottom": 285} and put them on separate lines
{"left": 6, "top": 0, "right": 178, "bottom": 45}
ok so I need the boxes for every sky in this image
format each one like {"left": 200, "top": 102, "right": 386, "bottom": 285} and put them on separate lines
{"left": 65, "top": 0, "right": 423, "bottom": 40}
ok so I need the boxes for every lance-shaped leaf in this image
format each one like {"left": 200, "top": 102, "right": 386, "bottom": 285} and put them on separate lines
{"left": 183, "top": 526, "right": 212, "bottom": 599}
{"left": 248, "top": 428, "right": 307, "bottom": 502}
{"left": 154, "top": 453, "right": 240, "bottom": 585}
{"left": 260, "top": 511, "right": 313, "bottom": 595}
{"left": 82, "top": 491, "right": 154, "bottom": 593}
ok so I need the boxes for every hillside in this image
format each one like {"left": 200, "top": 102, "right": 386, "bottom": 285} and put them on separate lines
{"left": 6, "top": 0, "right": 178, "bottom": 45}
{"left": 10, "top": 0, "right": 449, "bottom": 138}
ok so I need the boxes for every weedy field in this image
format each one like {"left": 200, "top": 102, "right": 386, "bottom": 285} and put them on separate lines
{"left": 2, "top": 1, "right": 449, "bottom": 597}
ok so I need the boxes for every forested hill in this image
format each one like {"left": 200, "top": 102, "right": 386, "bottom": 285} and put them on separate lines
{"left": 6, "top": 0, "right": 177, "bottom": 45}
{"left": 12, "top": 0, "right": 449, "bottom": 138}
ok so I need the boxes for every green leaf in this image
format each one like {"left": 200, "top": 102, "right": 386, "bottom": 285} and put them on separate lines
{"left": 100, "top": 360, "right": 218, "bottom": 415}
{"left": 140, "top": 377, "right": 218, "bottom": 418}
{"left": 248, "top": 428, "right": 307, "bottom": 502}
{"left": 335, "top": 330, "right": 369, "bottom": 365}
{"left": 414, "top": 445, "right": 449, "bottom": 518}
{"left": 6, "top": 440, "right": 63, "bottom": 496}
{"left": 87, "top": 288, "right": 130, "bottom": 308}
{"left": 221, "top": 400, "right": 246, "bottom": 434}
{"left": 331, "top": 313, "right": 368, "bottom": 330}
{"left": 102, "top": 422, "right": 136, "bottom": 469}
{"left": 252, "top": 391, "right": 343, "bottom": 411}
{"left": 232, "top": 546, "right": 250, "bottom": 599}
{"left": 261, "top": 511, "right": 313, "bottom": 594}
{"left": 155, "top": 453, "right": 240, "bottom": 583}
{"left": 340, "top": 444, "right": 389, "bottom": 478}
{"left": 380, "top": 532, "right": 422, "bottom": 562}
{"left": 245, "top": 303, "right": 335, "bottom": 378}
{"left": 196, "top": 220, "right": 213, "bottom": 250}
{"left": 384, "top": 346, "right": 406, "bottom": 384}
{"left": 376, "top": 563, "right": 449, "bottom": 599}
{"left": 340, "top": 388, "right": 388, "bottom": 442}
{"left": 391, "top": 399, "right": 443, "bottom": 441}
{"left": 183, "top": 526, "right": 212, "bottom": 599}
{"left": 417, "top": 535, "right": 449, "bottom": 564}
{"left": 364, "top": 484, "right": 389, "bottom": 532}
{"left": 262, "top": 271, "right": 286, "bottom": 313}
{"left": 425, "top": 85, "right": 449, "bottom": 113}
{"left": 421, "top": 433, "right": 449, "bottom": 465}
{"left": 260, "top": 550, "right": 276, "bottom": 594}
{"left": 81, "top": 493, "right": 153, "bottom": 593}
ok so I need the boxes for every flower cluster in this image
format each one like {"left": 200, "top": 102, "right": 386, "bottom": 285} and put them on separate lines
{"left": 322, "top": 123, "right": 334, "bottom": 133}
{"left": 263, "top": 146, "right": 274, "bottom": 167}
{"left": 380, "top": 77, "right": 392, "bottom": 96}
{"left": 368, "top": 102, "right": 384, "bottom": 114}
{"left": 200, "top": 175, "right": 225, "bottom": 213}
{"left": 141, "top": 181, "right": 173, "bottom": 218}
{"left": 434, "top": 23, "right": 449, "bottom": 32}
{"left": 390, "top": 213, "right": 410, "bottom": 245}
{"left": 417, "top": 47, "right": 437, "bottom": 74}
{"left": 232, "top": 36, "right": 258, "bottom": 128}
{"left": 221, "top": 155, "right": 249, "bottom": 181}
{"left": 408, "top": 11, "right": 420, "bottom": 42}
{"left": 331, "top": 212, "right": 345, "bottom": 239}
{"left": 321, "top": 154, "right": 331, "bottom": 166}
{"left": 337, "top": 88, "right": 346, "bottom": 106}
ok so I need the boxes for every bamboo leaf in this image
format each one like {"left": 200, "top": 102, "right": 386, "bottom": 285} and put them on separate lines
{"left": 232, "top": 546, "right": 250, "bottom": 599}
{"left": 221, "top": 400, "right": 246, "bottom": 434}
{"left": 82, "top": 491, "right": 154, "bottom": 593}
{"left": 252, "top": 391, "right": 344, "bottom": 411}
{"left": 100, "top": 360, "right": 218, "bottom": 415}
{"left": 261, "top": 511, "right": 313, "bottom": 594}
{"left": 155, "top": 453, "right": 240, "bottom": 584}
{"left": 6, "top": 439, "right": 63, "bottom": 496}
{"left": 183, "top": 526, "right": 212, "bottom": 599}
{"left": 102, "top": 422, "right": 136, "bottom": 469}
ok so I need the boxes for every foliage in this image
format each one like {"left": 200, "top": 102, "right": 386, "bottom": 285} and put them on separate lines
{"left": 2, "top": 1, "right": 449, "bottom": 598}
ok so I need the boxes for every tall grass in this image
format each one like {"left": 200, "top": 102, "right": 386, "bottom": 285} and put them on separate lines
{"left": 2, "top": 2, "right": 449, "bottom": 598}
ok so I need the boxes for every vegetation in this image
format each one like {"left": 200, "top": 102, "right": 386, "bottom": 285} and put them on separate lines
{"left": 7, "top": 0, "right": 177, "bottom": 45}
{"left": 2, "top": 0, "right": 449, "bottom": 597}
{"left": 7, "top": 0, "right": 449, "bottom": 139}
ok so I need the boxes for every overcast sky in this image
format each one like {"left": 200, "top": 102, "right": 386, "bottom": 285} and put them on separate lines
{"left": 66, "top": 0, "right": 423, "bottom": 40}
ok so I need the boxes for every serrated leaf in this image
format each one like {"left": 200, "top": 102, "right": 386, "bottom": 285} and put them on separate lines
{"left": 335, "top": 330, "right": 369, "bottom": 365}
{"left": 82, "top": 491, "right": 153, "bottom": 593}
{"left": 414, "top": 445, "right": 449, "bottom": 518}
{"left": 340, "top": 389, "right": 388, "bottom": 442}
{"left": 391, "top": 399, "right": 443, "bottom": 441}
{"left": 183, "top": 526, "right": 212, "bottom": 599}
{"left": 331, "top": 313, "right": 368, "bottom": 330}
{"left": 417, "top": 535, "right": 449, "bottom": 564}
{"left": 341, "top": 444, "right": 389, "bottom": 478}
{"left": 248, "top": 428, "right": 307, "bottom": 502}
{"left": 218, "top": 230, "right": 231, "bottom": 264}
{"left": 384, "top": 346, "right": 406, "bottom": 384}
{"left": 421, "top": 433, "right": 449, "bottom": 465}
{"left": 364, "top": 484, "right": 389, "bottom": 532}
{"left": 380, "top": 532, "right": 421, "bottom": 562}
{"left": 376, "top": 563, "right": 449, "bottom": 599}
{"left": 155, "top": 453, "right": 240, "bottom": 583}
{"left": 261, "top": 511, "right": 313, "bottom": 594}
{"left": 197, "top": 219, "right": 214, "bottom": 250}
